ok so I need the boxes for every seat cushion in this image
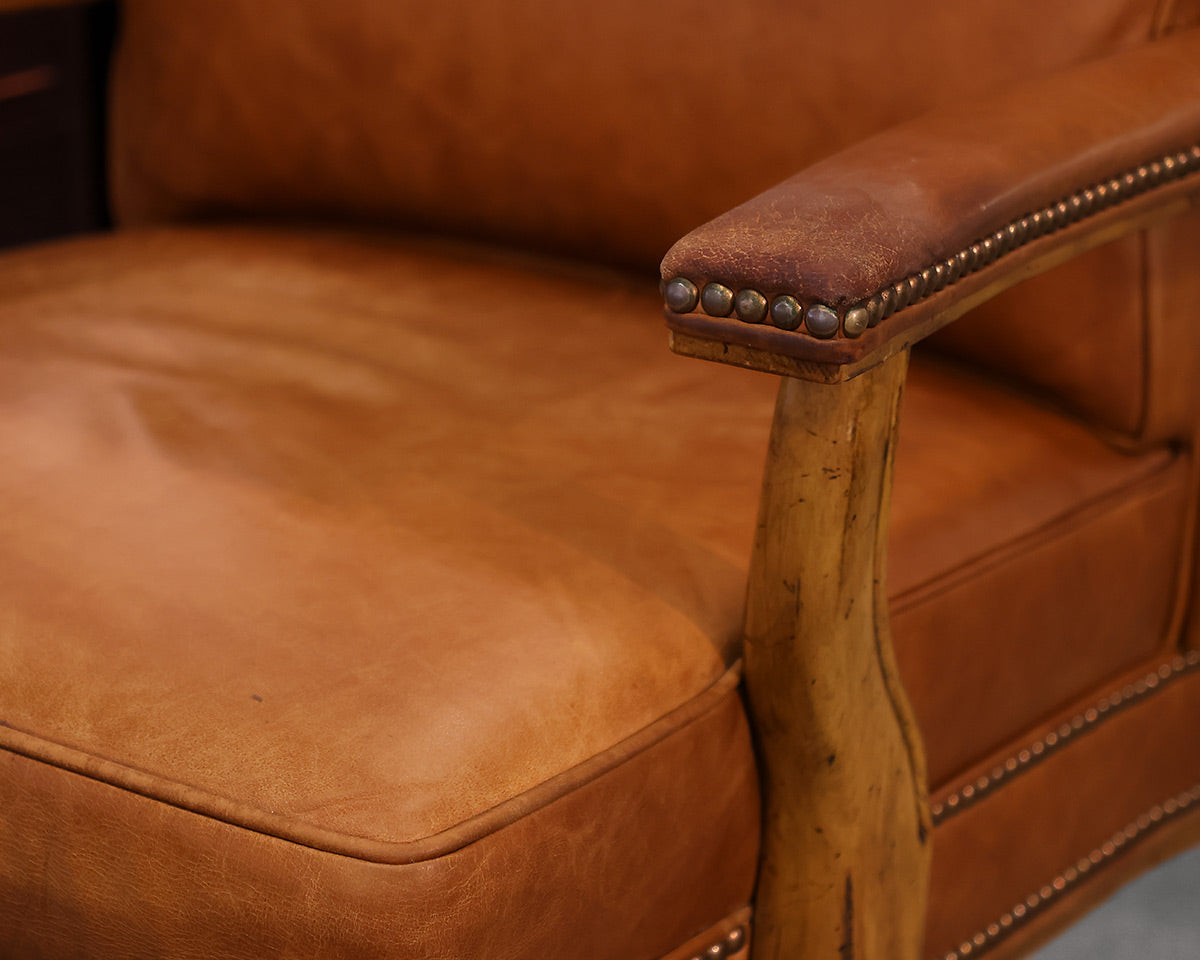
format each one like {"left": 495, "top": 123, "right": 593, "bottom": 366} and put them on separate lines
{"left": 0, "top": 225, "right": 1189, "bottom": 956}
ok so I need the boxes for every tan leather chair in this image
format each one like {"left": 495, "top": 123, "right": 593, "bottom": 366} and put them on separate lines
{"left": 3, "top": 2, "right": 1200, "bottom": 958}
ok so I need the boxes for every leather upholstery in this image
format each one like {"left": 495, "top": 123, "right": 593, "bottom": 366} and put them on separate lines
{"left": 110, "top": 0, "right": 1200, "bottom": 438}
{"left": 0, "top": 225, "right": 1193, "bottom": 954}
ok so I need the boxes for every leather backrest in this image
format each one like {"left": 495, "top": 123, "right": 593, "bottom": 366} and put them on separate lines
{"left": 109, "top": 0, "right": 1200, "bottom": 440}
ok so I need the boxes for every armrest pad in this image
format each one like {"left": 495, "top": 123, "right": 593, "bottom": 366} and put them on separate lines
{"left": 662, "top": 29, "right": 1200, "bottom": 381}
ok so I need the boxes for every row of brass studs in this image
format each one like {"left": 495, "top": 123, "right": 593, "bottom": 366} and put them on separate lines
{"left": 687, "top": 925, "right": 747, "bottom": 960}
{"left": 935, "top": 783, "right": 1200, "bottom": 960}
{"left": 931, "top": 650, "right": 1200, "bottom": 827}
{"left": 663, "top": 143, "right": 1200, "bottom": 340}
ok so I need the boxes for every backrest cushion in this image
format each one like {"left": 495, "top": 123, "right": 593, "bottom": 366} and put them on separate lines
{"left": 110, "top": 0, "right": 1200, "bottom": 439}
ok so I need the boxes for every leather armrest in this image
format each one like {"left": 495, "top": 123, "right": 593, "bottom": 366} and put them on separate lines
{"left": 661, "top": 28, "right": 1200, "bottom": 382}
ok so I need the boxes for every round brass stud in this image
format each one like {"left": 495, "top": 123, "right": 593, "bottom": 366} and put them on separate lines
{"left": 734, "top": 289, "right": 768, "bottom": 324}
{"left": 804, "top": 303, "right": 840, "bottom": 339}
{"left": 700, "top": 282, "right": 734, "bottom": 317}
{"left": 907, "top": 274, "right": 925, "bottom": 301}
{"left": 843, "top": 306, "right": 869, "bottom": 338}
{"left": 878, "top": 287, "right": 896, "bottom": 319}
{"left": 931, "top": 262, "right": 948, "bottom": 291}
{"left": 704, "top": 944, "right": 724, "bottom": 960}
{"left": 956, "top": 248, "right": 974, "bottom": 273}
{"left": 664, "top": 277, "right": 699, "bottom": 313}
{"left": 892, "top": 280, "right": 910, "bottom": 310}
{"left": 1163, "top": 156, "right": 1178, "bottom": 178}
{"left": 769, "top": 294, "right": 803, "bottom": 330}
{"left": 726, "top": 927, "right": 746, "bottom": 953}
{"left": 865, "top": 296, "right": 883, "bottom": 327}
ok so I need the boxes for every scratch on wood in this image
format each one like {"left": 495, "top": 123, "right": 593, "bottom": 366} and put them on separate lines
{"left": 840, "top": 874, "right": 855, "bottom": 960}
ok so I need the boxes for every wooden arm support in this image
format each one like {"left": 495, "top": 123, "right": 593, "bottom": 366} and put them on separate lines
{"left": 660, "top": 29, "right": 1200, "bottom": 383}
{"left": 746, "top": 353, "right": 929, "bottom": 959}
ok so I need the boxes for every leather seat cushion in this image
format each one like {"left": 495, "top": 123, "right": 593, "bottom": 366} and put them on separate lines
{"left": 0, "top": 225, "right": 1188, "bottom": 955}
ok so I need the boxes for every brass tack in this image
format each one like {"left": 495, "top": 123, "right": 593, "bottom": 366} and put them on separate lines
{"left": 931, "top": 802, "right": 945, "bottom": 817}
{"left": 962, "top": 785, "right": 975, "bottom": 799}
{"left": 999, "top": 913, "right": 1014, "bottom": 928}
{"left": 892, "top": 280, "right": 911, "bottom": 310}
{"left": 943, "top": 257, "right": 961, "bottom": 284}
{"left": 1058, "top": 723, "right": 1072, "bottom": 738}
{"left": 1005, "top": 757, "right": 1019, "bottom": 772}
{"left": 1159, "top": 663, "right": 1173, "bottom": 679}
{"left": 946, "top": 795, "right": 960, "bottom": 808}
{"left": 1040, "top": 885, "right": 1053, "bottom": 900}
{"left": 980, "top": 236, "right": 996, "bottom": 261}
{"left": 920, "top": 266, "right": 936, "bottom": 290}
{"left": 664, "top": 277, "right": 699, "bottom": 313}
{"left": 1108, "top": 177, "right": 1123, "bottom": 195}
{"left": 907, "top": 274, "right": 925, "bottom": 300}
{"left": 843, "top": 307, "right": 870, "bottom": 338}
{"left": 1123, "top": 684, "right": 1136, "bottom": 698}
{"left": 1124, "top": 824, "right": 1139, "bottom": 840}
{"left": 879, "top": 287, "right": 896, "bottom": 319}
{"left": 1173, "top": 655, "right": 1187, "bottom": 671}
{"left": 1068, "top": 195, "right": 1086, "bottom": 217}
{"left": 1175, "top": 150, "right": 1191, "bottom": 170}
{"left": 1190, "top": 146, "right": 1200, "bottom": 162}
{"left": 864, "top": 297, "right": 883, "bottom": 327}
{"left": 1137, "top": 813, "right": 1152, "bottom": 830}
{"left": 976, "top": 775, "right": 989, "bottom": 791}
{"left": 1188, "top": 650, "right": 1200, "bottom": 665}
{"left": 1013, "top": 904, "right": 1027, "bottom": 920}
{"left": 1071, "top": 715, "right": 1085, "bottom": 729}
{"left": 1123, "top": 172, "right": 1138, "bottom": 192}
{"left": 1052, "top": 877, "right": 1067, "bottom": 892}
{"left": 1165, "top": 798, "right": 1180, "bottom": 815}
{"left": 1084, "top": 708, "right": 1098, "bottom": 722}
{"left": 1145, "top": 673, "right": 1159, "bottom": 688}
{"left": 805, "top": 303, "right": 840, "bottom": 339}
{"left": 769, "top": 294, "right": 803, "bottom": 330}
{"left": 1150, "top": 806, "right": 1164, "bottom": 822}
{"left": 705, "top": 943, "right": 724, "bottom": 959}
{"left": 1044, "top": 732, "right": 1058, "bottom": 747}
{"left": 1093, "top": 183, "right": 1110, "bottom": 206}
{"left": 1149, "top": 161, "right": 1164, "bottom": 181}
{"left": 1134, "top": 679, "right": 1148, "bottom": 694}
{"left": 1063, "top": 866, "right": 1078, "bottom": 883}
{"left": 734, "top": 289, "right": 768, "bottom": 324}
{"left": 1136, "top": 166, "right": 1152, "bottom": 186}
{"left": 991, "top": 766, "right": 1005, "bottom": 781}
{"left": 726, "top": 926, "right": 746, "bottom": 952}
{"left": 1031, "top": 741, "right": 1045, "bottom": 756}
{"left": 1026, "top": 894, "right": 1040, "bottom": 909}
{"left": 957, "top": 248, "right": 974, "bottom": 272}
{"left": 1018, "top": 749, "right": 1032, "bottom": 763}
{"left": 1163, "top": 156, "right": 1178, "bottom": 178}
{"left": 1089, "top": 850, "right": 1103, "bottom": 865}
{"left": 992, "top": 229, "right": 1008, "bottom": 252}
{"left": 1077, "top": 857, "right": 1092, "bottom": 873}
{"left": 1101, "top": 841, "right": 1116, "bottom": 856}
{"left": 959, "top": 941, "right": 973, "bottom": 956}
{"left": 701, "top": 282, "right": 734, "bottom": 317}
{"left": 973, "top": 933, "right": 987, "bottom": 948}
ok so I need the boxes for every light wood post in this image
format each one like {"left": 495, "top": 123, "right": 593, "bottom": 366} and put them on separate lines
{"left": 745, "top": 351, "right": 931, "bottom": 960}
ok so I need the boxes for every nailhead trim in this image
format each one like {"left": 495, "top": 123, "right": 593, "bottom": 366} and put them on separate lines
{"left": 933, "top": 782, "right": 1200, "bottom": 960}
{"left": 931, "top": 650, "right": 1200, "bottom": 827}
{"left": 687, "top": 924, "right": 747, "bottom": 960}
{"left": 664, "top": 142, "right": 1200, "bottom": 340}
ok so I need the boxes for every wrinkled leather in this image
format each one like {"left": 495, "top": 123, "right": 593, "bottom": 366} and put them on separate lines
{"left": 661, "top": 29, "right": 1200, "bottom": 309}
{"left": 110, "top": 0, "right": 1167, "bottom": 270}
{"left": 0, "top": 226, "right": 1192, "bottom": 956}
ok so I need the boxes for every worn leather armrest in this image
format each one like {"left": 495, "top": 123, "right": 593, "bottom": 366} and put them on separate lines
{"left": 661, "top": 28, "right": 1200, "bottom": 383}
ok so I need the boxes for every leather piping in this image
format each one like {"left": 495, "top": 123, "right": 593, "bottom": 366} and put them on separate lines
{"left": 931, "top": 650, "right": 1200, "bottom": 826}
{"left": 0, "top": 664, "right": 744, "bottom": 864}
{"left": 666, "top": 144, "right": 1200, "bottom": 342}
{"left": 930, "top": 781, "right": 1200, "bottom": 960}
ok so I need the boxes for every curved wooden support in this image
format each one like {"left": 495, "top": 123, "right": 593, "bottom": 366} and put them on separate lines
{"left": 744, "top": 352, "right": 931, "bottom": 960}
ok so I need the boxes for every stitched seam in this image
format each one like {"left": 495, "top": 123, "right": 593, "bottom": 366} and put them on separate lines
{"left": 930, "top": 781, "right": 1200, "bottom": 960}
{"left": 930, "top": 650, "right": 1200, "bottom": 826}
{"left": 890, "top": 451, "right": 1180, "bottom": 612}
{"left": 666, "top": 144, "right": 1200, "bottom": 340}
